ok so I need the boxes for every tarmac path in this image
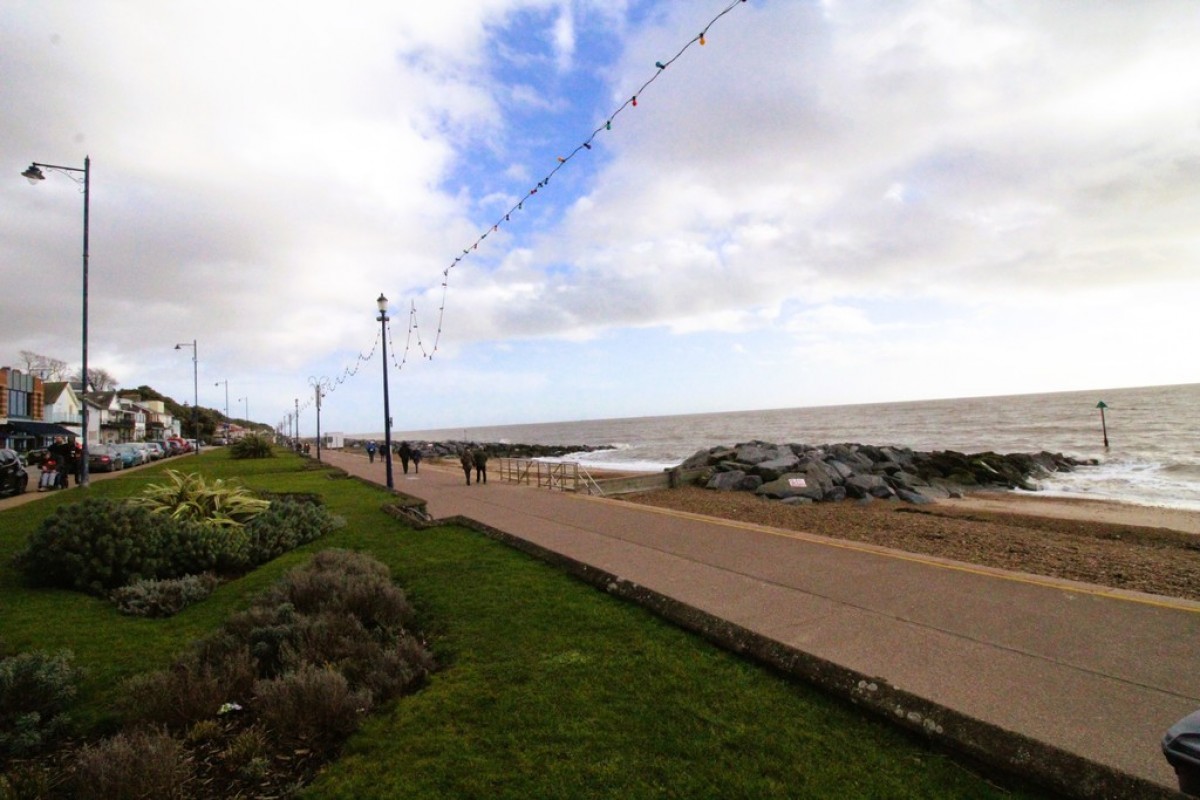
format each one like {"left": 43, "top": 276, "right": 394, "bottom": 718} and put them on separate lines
{"left": 317, "top": 449, "right": 1199, "bottom": 795}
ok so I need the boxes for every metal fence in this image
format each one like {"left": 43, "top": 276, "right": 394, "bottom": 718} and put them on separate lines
{"left": 495, "top": 458, "right": 603, "bottom": 494}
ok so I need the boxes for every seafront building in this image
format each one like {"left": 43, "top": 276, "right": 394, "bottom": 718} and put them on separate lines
{"left": 0, "top": 366, "right": 185, "bottom": 452}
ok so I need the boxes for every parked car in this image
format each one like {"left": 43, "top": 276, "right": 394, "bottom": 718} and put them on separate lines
{"left": 1, "top": 448, "right": 30, "bottom": 497}
{"left": 143, "top": 442, "right": 166, "bottom": 460}
{"left": 88, "top": 444, "right": 126, "bottom": 473}
{"left": 111, "top": 443, "right": 145, "bottom": 467}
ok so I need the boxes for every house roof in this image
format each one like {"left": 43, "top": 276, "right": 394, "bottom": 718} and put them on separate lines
{"left": 43, "top": 381, "right": 74, "bottom": 405}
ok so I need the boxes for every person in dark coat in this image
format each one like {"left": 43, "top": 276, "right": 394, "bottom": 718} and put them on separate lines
{"left": 48, "top": 437, "right": 71, "bottom": 490}
{"left": 366, "top": 441, "right": 377, "bottom": 463}
{"left": 473, "top": 447, "right": 488, "bottom": 484}
{"left": 460, "top": 449, "right": 474, "bottom": 485}
{"left": 411, "top": 446, "right": 422, "bottom": 474}
{"left": 398, "top": 441, "right": 412, "bottom": 474}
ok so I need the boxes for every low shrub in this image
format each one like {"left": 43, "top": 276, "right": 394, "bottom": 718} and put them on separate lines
{"left": 69, "top": 727, "right": 191, "bottom": 800}
{"left": 222, "top": 724, "right": 268, "bottom": 768}
{"left": 13, "top": 500, "right": 181, "bottom": 593}
{"left": 229, "top": 433, "right": 274, "bottom": 459}
{"left": 242, "top": 499, "right": 341, "bottom": 566}
{"left": 269, "top": 548, "right": 414, "bottom": 632}
{"left": 253, "top": 664, "right": 373, "bottom": 748}
{"left": 0, "top": 649, "right": 83, "bottom": 757}
{"left": 12, "top": 499, "right": 247, "bottom": 595}
{"left": 120, "top": 642, "right": 257, "bottom": 729}
{"left": 111, "top": 573, "right": 219, "bottom": 618}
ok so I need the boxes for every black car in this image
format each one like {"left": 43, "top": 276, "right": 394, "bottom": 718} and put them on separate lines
{"left": 0, "top": 448, "right": 30, "bottom": 497}
{"left": 88, "top": 444, "right": 126, "bottom": 473}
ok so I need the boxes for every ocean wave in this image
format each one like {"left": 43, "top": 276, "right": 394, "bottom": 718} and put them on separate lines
{"left": 1035, "top": 459, "right": 1200, "bottom": 511}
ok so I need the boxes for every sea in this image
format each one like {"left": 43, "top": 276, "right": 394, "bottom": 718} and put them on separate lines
{"left": 383, "top": 383, "right": 1200, "bottom": 511}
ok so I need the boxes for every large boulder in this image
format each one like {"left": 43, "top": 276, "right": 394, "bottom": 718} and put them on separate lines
{"left": 752, "top": 454, "right": 802, "bottom": 481}
{"left": 756, "top": 472, "right": 826, "bottom": 501}
{"left": 706, "top": 470, "right": 762, "bottom": 492}
{"left": 844, "top": 474, "right": 892, "bottom": 500}
{"left": 735, "top": 442, "right": 789, "bottom": 465}
{"left": 681, "top": 448, "right": 716, "bottom": 470}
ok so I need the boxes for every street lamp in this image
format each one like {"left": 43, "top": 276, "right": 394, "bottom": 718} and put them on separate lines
{"left": 22, "top": 157, "right": 91, "bottom": 487}
{"left": 174, "top": 340, "right": 198, "bottom": 454}
{"left": 238, "top": 396, "right": 249, "bottom": 427}
{"left": 309, "top": 377, "right": 326, "bottom": 463}
{"left": 377, "top": 293, "right": 394, "bottom": 489}
{"left": 214, "top": 379, "right": 229, "bottom": 443}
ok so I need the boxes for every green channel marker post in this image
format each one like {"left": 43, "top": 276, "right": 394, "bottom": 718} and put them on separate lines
{"left": 1096, "top": 400, "right": 1109, "bottom": 448}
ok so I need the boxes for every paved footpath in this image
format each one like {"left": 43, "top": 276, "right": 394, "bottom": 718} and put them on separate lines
{"left": 318, "top": 450, "right": 1198, "bottom": 796}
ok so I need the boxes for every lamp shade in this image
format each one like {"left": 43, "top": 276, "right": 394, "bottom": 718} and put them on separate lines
{"left": 377, "top": 293, "right": 388, "bottom": 314}
{"left": 21, "top": 164, "right": 45, "bottom": 184}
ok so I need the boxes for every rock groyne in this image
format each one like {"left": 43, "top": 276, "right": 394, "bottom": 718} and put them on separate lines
{"left": 679, "top": 442, "right": 1095, "bottom": 505}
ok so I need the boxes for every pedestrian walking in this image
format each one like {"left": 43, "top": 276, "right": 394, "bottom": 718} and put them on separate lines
{"left": 411, "top": 446, "right": 422, "bottom": 474}
{"left": 473, "top": 447, "right": 489, "bottom": 484}
{"left": 366, "top": 440, "right": 377, "bottom": 463}
{"left": 460, "top": 448, "right": 474, "bottom": 485}
{"left": 398, "top": 441, "right": 412, "bottom": 474}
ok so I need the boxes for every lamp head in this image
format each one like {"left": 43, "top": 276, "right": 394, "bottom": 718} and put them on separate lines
{"left": 21, "top": 164, "right": 45, "bottom": 184}
{"left": 174, "top": 344, "right": 182, "bottom": 350}
{"left": 376, "top": 293, "right": 388, "bottom": 314}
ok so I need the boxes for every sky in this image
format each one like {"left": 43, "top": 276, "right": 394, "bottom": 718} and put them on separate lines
{"left": 2, "top": 0, "right": 1198, "bottom": 437}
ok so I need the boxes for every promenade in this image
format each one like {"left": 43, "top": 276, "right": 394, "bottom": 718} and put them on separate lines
{"left": 319, "top": 449, "right": 1199, "bottom": 798}
{"left": 3, "top": 449, "right": 1195, "bottom": 796}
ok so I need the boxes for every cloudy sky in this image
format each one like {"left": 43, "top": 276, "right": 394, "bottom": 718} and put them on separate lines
{"left": 3, "top": 1, "right": 1197, "bottom": 437}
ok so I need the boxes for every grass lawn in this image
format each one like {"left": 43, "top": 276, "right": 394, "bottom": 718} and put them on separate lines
{"left": 1, "top": 450, "right": 1048, "bottom": 798}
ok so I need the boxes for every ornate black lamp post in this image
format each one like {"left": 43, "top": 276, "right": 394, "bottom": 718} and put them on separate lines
{"left": 377, "top": 293, "right": 394, "bottom": 489}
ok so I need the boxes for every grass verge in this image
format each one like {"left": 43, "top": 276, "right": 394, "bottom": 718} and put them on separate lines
{"left": 1, "top": 450, "right": 1047, "bottom": 798}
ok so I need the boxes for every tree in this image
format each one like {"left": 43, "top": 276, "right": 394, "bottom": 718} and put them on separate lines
{"left": 18, "top": 351, "right": 69, "bottom": 380}
{"left": 76, "top": 367, "right": 118, "bottom": 392}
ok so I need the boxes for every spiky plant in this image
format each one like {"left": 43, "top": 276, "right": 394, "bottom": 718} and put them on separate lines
{"left": 230, "top": 433, "right": 275, "bottom": 459}
{"left": 130, "top": 470, "right": 270, "bottom": 527}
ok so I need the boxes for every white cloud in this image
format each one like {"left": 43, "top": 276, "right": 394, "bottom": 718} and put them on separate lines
{"left": 3, "top": 1, "right": 1197, "bottom": 432}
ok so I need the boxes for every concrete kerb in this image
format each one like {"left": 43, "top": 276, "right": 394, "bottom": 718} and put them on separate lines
{"left": 397, "top": 509, "right": 1178, "bottom": 800}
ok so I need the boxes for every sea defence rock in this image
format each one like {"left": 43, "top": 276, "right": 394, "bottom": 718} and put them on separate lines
{"left": 684, "top": 441, "right": 1095, "bottom": 505}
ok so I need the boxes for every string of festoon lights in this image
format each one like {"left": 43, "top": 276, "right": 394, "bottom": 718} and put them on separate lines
{"left": 282, "top": 0, "right": 750, "bottom": 431}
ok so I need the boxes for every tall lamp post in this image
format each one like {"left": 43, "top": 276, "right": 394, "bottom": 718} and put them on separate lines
{"left": 309, "top": 378, "right": 325, "bottom": 463}
{"left": 238, "top": 396, "right": 249, "bottom": 429}
{"left": 377, "top": 293, "right": 394, "bottom": 489}
{"left": 214, "top": 380, "right": 229, "bottom": 443}
{"left": 22, "top": 157, "right": 91, "bottom": 487}
{"left": 174, "top": 340, "right": 198, "bottom": 454}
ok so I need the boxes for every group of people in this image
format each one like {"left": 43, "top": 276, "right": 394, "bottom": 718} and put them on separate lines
{"left": 362, "top": 439, "right": 489, "bottom": 485}
{"left": 460, "top": 447, "right": 488, "bottom": 485}
{"left": 40, "top": 436, "right": 82, "bottom": 491}
{"left": 365, "top": 440, "right": 422, "bottom": 474}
